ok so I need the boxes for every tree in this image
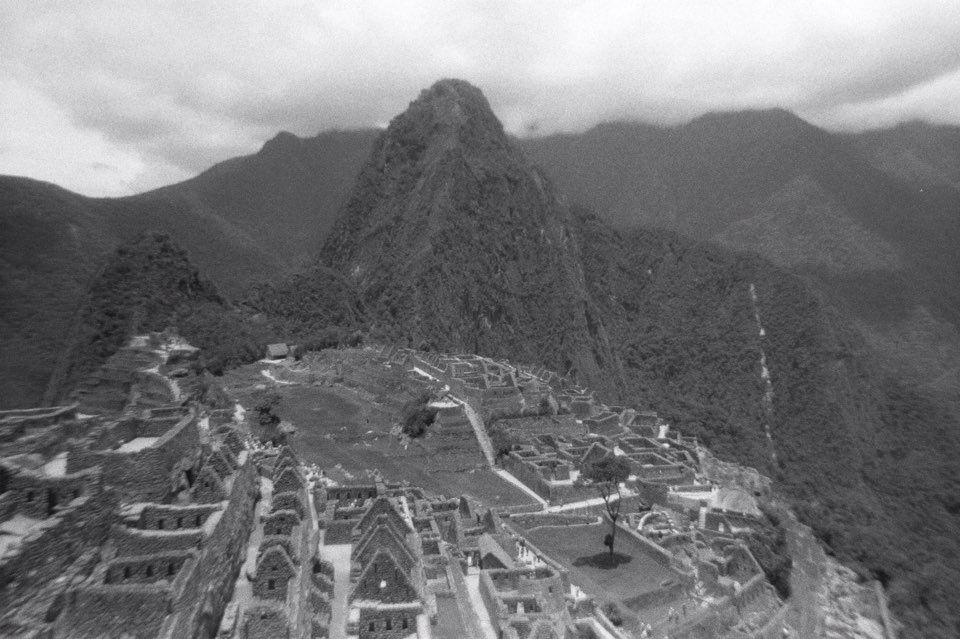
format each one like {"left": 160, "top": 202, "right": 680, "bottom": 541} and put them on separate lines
{"left": 253, "top": 392, "right": 286, "bottom": 444}
{"left": 254, "top": 392, "right": 282, "bottom": 428}
{"left": 582, "top": 454, "right": 632, "bottom": 557}
{"left": 489, "top": 424, "right": 520, "bottom": 459}
{"left": 400, "top": 391, "right": 437, "bottom": 438}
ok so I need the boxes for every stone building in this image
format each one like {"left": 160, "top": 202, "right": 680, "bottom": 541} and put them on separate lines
{"left": 54, "top": 428, "right": 258, "bottom": 639}
{"left": 233, "top": 445, "right": 329, "bottom": 639}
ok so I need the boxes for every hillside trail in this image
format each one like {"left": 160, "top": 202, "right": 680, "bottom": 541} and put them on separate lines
{"left": 749, "top": 283, "right": 778, "bottom": 467}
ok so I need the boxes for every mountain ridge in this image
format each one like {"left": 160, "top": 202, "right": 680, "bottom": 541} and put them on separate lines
{"left": 3, "top": 83, "right": 960, "bottom": 636}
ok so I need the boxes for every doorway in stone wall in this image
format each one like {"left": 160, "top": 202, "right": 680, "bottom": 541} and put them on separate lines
{"left": 46, "top": 488, "right": 58, "bottom": 516}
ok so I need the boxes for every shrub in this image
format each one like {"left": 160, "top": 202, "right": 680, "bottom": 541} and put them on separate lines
{"left": 400, "top": 391, "right": 437, "bottom": 438}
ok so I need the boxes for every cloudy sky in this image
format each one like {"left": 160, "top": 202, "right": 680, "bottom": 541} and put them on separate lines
{"left": 3, "top": 0, "right": 960, "bottom": 196}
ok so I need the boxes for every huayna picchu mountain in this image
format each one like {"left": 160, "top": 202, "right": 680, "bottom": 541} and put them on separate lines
{"left": 321, "top": 79, "right": 625, "bottom": 396}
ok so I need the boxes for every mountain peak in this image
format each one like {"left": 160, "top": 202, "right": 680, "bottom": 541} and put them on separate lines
{"left": 685, "top": 107, "right": 818, "bottom": 140}
{"left": 320, "top": 80, "right": 620, "bottom": 394}
{"left": 260, "top": 130, "right": 302, "bottom": 155}
{"left": 384, "top": 78, "right": 505, "bottom": 152}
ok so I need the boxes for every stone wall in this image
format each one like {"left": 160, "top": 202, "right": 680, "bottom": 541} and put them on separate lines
{"left": 0, "top": 477, "right": 115, "bottom": 613}
{"left": 243, "top": 604, "right": 290, "bottom": 639}
{"left": 55, "top": 450, "right": 257, "bottom": 639}
{"left": 163, "top": 454, "right": 258, "bottom": 638}
{"left": 56, "top": 584, "right": 175, "bottom": 638}
{"left": 68, "top": 413, "right": 201, "bottom": 502}
{"left": 0, "top": 404, "right": 78, "bottom": 443}
{"left": 357, "top": 605, "right": 421, "bottom": 639}
{"left": 501, "top": 454, "right": 594, "bottom": 505}
{"left": 135, "top": 503, "right": 220, "bottom": 531}
{"left": 104, "top": 551, "right": 194, "bottom": 584}
{"left": 4, "top": 464, "right": 100, "bottom": 519}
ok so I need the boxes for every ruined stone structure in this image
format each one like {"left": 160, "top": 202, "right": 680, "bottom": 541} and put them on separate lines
{"left": 0, "top": 333, "right": 326, "bottom": 639}
{"left": 229, "top": 445, "right": 329, "bottom": 639}
{"left": 55, "top": 429, "right": 258, "bottom": 639}
{"left": 478, "top": 564, "right": 577, "bottom": 639}
{"left": 74, "top": 330, "right": 199, "bottom": 415}
{"left": 497, "top": 422, "right": 698, "bottom": 506}
{"left": 0, "top": 334, "right": 861, "bottom": 638}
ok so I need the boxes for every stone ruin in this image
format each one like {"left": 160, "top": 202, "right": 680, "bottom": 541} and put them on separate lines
{"left": 0, "top": 334, "right": 845, "bottom": 638}
{"left": 0, "top": 332, "right": 329, "bottom": 639}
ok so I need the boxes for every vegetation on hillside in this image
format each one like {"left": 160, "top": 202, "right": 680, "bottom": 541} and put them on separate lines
{"left": 399, "top": 391, "right": 438, "bottom": 438}
{"left": 45, "top": 233, "right": 269, "bottom": 401}
{"left": 320, "top": 80, "right": 622, "bottom": 397}
{"left": 574, "top": 208, "right": 960, "bottom": 638}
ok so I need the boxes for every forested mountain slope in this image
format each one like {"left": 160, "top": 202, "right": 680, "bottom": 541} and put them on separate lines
{"left": 43, "top": 233, "right": 273, "bottom": 403}
{"left": 573, "top": 210, "right": 960, "bottom": 637}
{"left": 519, "top": 115, "right": 960, "bottom": 397}
{"left": 320, "top": 80, "right": 625, "bottom": 397}
{"left": 0, "top": 130, "right": 375, "bottom": 408}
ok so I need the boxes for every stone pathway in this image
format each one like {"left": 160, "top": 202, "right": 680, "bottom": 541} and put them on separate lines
{"left": 464, "top": 570, "right": 498, "bottom": 639}
{"left": 448, "top": 396, "right": 496, "bottom": 466}
{"left": 322, "top": 543, "right": 353, "bottom": 639}
{"left": 493, "top": 468, "right": 548, "bottom": 508}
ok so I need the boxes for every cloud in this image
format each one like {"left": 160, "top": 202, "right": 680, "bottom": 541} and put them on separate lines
{"left": 2, "top": 0, "right": 960, "bottom": 195}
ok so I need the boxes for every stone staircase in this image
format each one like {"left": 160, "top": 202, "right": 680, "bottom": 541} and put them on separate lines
{"left": 449, "top": 397, "right": 495, "bottom": 467}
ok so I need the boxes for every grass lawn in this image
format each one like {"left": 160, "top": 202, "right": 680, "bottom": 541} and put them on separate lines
{"left": 525, "top": 522, "right": 678, "bottom": 600}
{"left": 226, "top": 368, "right": 539, "bottom": 508}
{"left": 219, "top": 351, "right": 541, "bottom": 508}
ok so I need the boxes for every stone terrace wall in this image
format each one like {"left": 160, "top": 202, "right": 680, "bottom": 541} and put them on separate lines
{"left": 57, "top": 584, "right": 176, "bottom": 638}
{"left": 162, "top": 453, "right": 258, "bottom": 639}
{"left": 68, "top": 413, "right": 200, "bottom": 502}
{"left": 0, "top": 404, "right": 78, "bottom": 443}
{"left": 501, "top": 455, "right": 593, "bottom": 505}
{"left": 55, "top": 452, "right": 257, "bottom": 639}
{"left": 111, "top": 526, "right": 205, "bottom": 557}
{"left": 0, "top": 483, "right": 116, "bottom": 613}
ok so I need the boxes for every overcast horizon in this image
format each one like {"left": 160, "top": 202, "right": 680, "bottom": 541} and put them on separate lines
{"left": 3, "top": 0, "right": 960, "bottom": 197}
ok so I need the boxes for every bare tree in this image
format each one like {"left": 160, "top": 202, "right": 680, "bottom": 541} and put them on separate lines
{"left": 582, "top": 454, "right": 632, "bottom": 556}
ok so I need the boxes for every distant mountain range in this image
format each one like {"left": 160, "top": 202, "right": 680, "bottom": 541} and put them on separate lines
{"left": 2, "top": 80, "right": 960, "bottom": 637}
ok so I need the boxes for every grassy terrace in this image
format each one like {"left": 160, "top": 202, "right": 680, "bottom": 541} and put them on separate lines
{"left": 223, "top": 355, "right": 539, "bottom": 508}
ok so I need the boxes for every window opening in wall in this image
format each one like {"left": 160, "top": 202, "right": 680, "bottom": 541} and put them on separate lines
{"left": 369, "top": 622, "right": 376, "bottom": 631}
{"left": 402, "top": 618, "right": 408, "bottom": 629}
{"left": 168, "top": 563, "right": 175, "bottom": 576}
{"left": 176, "top": 517, "right": 182, "bottom": 528}
{"left": 26, "top": 491, "right": 33, "bottom": 502}
{"left": 157, "top": 519, "right": 164, "bottom": 530}
{"left": 195, "top": 515, "right": 202, "bottom": 526}
{"left": 123, "top": 567, "right": 130, "bottom": 579}
{"left": 268, "top": 579, "right": 275, "bottom": 590}
{"left": 386, "top": 619, "right": 392, "bottom": 630}
{"left": 146, "top": 565, "right": 153, "bottom": 578}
